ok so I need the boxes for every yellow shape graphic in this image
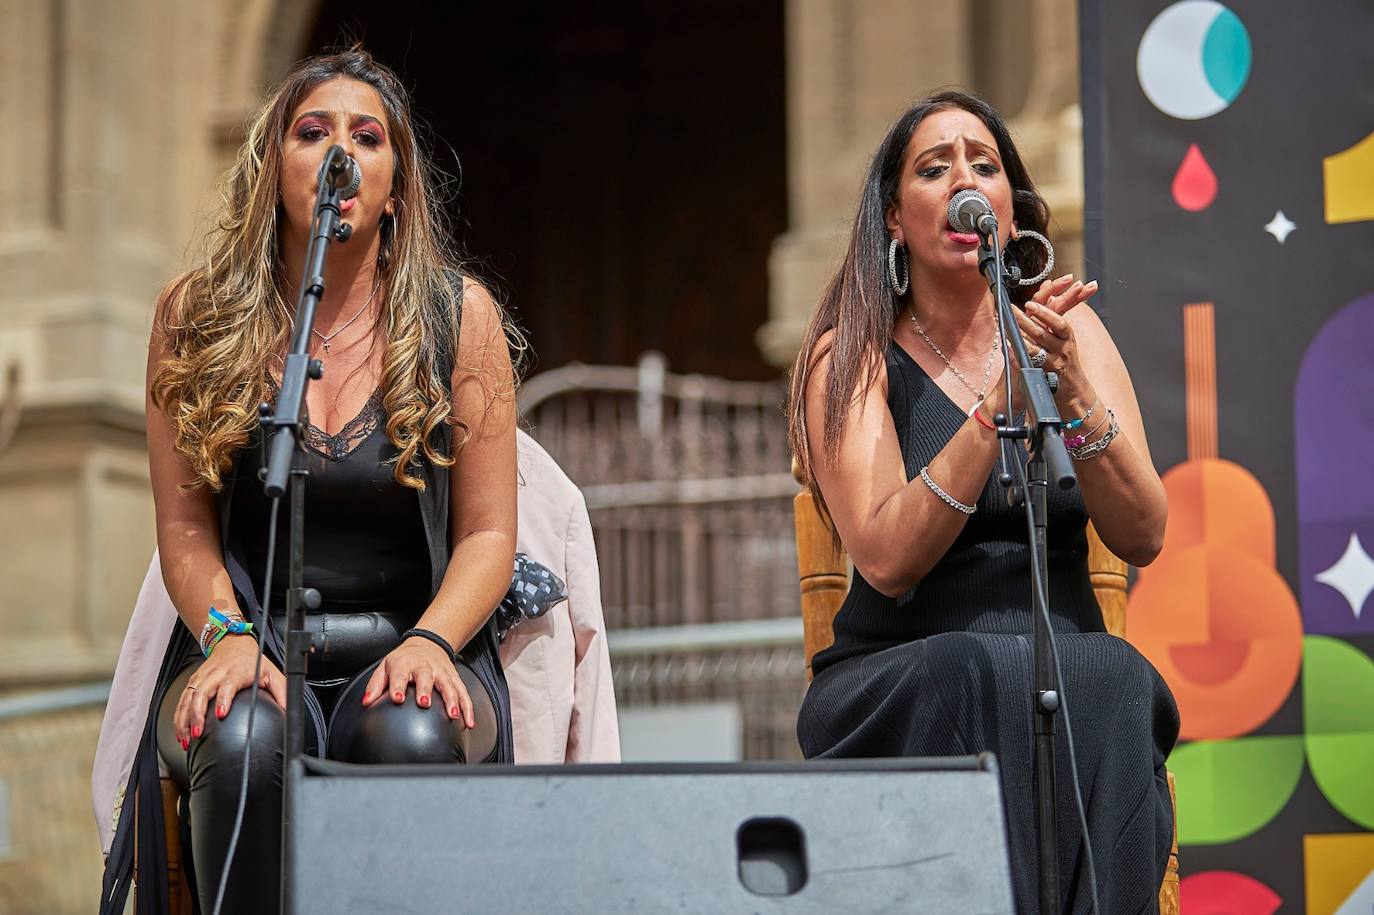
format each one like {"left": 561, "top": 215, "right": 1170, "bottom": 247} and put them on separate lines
{"left": 1305, "top": 833, "right": 1374, "bottom": 914}
{"left": 1324, "top": 131, "right": 1374, "bottom": 224}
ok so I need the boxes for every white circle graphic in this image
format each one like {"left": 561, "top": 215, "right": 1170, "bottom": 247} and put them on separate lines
{"left": 1137, "top": 0, "right": 1247, "bottom": 120}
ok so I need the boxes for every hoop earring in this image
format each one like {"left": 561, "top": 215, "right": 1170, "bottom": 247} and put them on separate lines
{"left": 1003, "top": 230, "right": 1054, "bottom": 286}
{"left": 378, "top": 211, "right": 397, "bottom": 269}
{"left": 887, "top": 238, "right": 910, "bottom": 296}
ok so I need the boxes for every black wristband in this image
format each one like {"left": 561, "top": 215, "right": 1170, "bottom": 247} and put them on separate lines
{"left": 401, "top": 627, "right": 457, "bottom": 663}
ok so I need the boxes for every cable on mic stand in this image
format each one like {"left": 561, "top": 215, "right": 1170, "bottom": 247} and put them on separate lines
{"left": 209, "top": 144, "right": 352, "bottom": 915}
{"left": 978, "top": 218, "right": 1101, "bottom": 915}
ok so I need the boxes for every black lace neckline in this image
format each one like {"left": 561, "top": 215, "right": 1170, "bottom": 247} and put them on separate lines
{"left": 265, "top": 376, "right": 384, "bottom": 462}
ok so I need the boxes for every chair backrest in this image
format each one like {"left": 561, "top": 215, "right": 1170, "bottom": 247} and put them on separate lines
{"left": 792, "top": 468, "right": 1130, "bottom": 678}
{"left": 792, "top": 481, "right": 847, "bottom": 679}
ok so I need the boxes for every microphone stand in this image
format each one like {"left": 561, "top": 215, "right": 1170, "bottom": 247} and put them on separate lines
{"left": 976, "top": 226, "right": 1077, "bottom": 914}
{"left": 262, "top": 144, "right": 354, "bottom": 915}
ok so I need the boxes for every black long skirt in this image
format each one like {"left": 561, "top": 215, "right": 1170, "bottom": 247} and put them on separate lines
{"left": 798, "top": 630, "right": 1180, "bottom": 915}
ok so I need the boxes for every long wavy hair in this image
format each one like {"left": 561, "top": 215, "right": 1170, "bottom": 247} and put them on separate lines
{"left": 787, "top": 90, "right": 1050, "bottom": 518}
{"left": 152, "top": 48, "right": 522, "bottom": 491}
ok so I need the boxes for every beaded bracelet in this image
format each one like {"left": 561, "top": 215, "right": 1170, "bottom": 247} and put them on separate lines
{"left": 1066, "top": 408, "right": 1111, "bottom": 449}
{"left": 1066, "top": 410, "right": 1120, "bottom": 460}
{"left": 200, "top": 606, "right": 253, "bottom": 658}
{"left": 920, "top": 466, "right": 977, "bottom": 515}
{"left": 1063, "top": 400, "right": 1097, "bottom": 432}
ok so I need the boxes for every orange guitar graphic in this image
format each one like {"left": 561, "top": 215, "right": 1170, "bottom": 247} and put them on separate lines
{"left": 1126, "top": 303, "right": 1304, "bottom": 740}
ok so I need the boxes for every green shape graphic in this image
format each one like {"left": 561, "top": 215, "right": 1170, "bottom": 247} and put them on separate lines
{"left": 1202, "top": 8, "right": 1251, "bottom": 103}
{"left": 1304, "top": 635, "right": 1374, "bottom": 829}
{"left": 1170, "top": 735, "right": 1304, "bottom": 845}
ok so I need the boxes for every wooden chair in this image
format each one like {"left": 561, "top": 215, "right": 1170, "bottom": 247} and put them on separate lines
{"left": 792, "top": 466, "right": 1180, "bottom": 915}
{"left": 132, "top": 778, "right": 194, "bottom": 914}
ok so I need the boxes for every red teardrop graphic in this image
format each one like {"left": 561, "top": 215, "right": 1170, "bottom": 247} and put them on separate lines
{"left": 1172, "top": 143, "right": 1218, "bottom": 212}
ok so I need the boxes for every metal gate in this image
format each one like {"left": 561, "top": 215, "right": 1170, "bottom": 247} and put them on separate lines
{"left": 519, "top": 353, "right": 806, "bottom": 759}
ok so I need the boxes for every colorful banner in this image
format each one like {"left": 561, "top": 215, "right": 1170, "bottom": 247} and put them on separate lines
{"left": 1080, "top": 2, "right": 1374, "bottom": 910}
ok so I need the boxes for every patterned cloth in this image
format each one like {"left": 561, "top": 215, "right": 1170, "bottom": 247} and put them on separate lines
{"left": 497, "top": 552, "right": 569, "bottom": 641}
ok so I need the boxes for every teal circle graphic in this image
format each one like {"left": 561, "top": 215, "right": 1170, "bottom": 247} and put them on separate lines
{"left": 1202, "top": 9, "right": 1251, "bottom": 103}
{"left": 1138, "top": 1, "right": 1252, "bottom": 120}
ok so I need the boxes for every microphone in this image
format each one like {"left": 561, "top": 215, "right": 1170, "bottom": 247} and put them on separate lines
{"left": 321, "top": 147, "right": 361, "bottom": 201}
{"left": 948, "top": 188, "right": 997, "bottom": 238}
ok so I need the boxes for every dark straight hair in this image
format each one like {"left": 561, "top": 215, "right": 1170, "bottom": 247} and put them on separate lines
{"left": 786, "top": 89, "right": 1051, "bottom": 519}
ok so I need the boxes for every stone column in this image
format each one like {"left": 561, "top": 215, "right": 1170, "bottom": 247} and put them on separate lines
{"left": 759, "top": 0, "right": 973, "bottom": 368}
{"left": 760, "top": 0, "right": 1086, "bottom": 369}
{"left": 0, "top": 0, "right": 218, "bottom": 683}
{"left": 1006, "top": 0, "right": 1085, "bottom": 279}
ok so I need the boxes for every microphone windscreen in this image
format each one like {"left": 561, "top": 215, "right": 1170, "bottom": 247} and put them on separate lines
{"left": 340, "top": 157, "right": 361, "bottom": 201}
{"left": 947, "top": 188, "right": 993, "bottom": 234}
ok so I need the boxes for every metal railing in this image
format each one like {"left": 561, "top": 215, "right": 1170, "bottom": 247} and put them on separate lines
{"left": 608, "top": 619, "right": 805, "bottom": 760}
{"left": 0, "top": 683, "right": 111, "bottom": 915}
{"left": 521, "top": 352, "right": 799, "bottom": 631}
{"left": 522, "top": 354, "right": 807, "bottom": 759}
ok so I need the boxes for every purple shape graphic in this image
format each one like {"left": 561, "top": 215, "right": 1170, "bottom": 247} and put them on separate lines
{"left": 1296, "top": 291, "right": 1374, "bottom": 633}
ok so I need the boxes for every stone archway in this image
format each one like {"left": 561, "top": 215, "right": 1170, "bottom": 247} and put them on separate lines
{"left": 209, "top": 0, "right": 322, "bottom": 168}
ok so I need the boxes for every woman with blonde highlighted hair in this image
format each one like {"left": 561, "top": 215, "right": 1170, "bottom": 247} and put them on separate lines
{"left": 102, "top": 48, "right": 523, "bottom": 914}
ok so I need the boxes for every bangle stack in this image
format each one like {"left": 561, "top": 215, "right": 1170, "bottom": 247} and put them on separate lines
{"left": 1065, "top": 408, "right": 1120, "bottom": 460}
{"left": 920, "top": 466, "right": 977, "bottom": 515}
{"left": 199, "top": 606, "right": 253, "bottom": 657}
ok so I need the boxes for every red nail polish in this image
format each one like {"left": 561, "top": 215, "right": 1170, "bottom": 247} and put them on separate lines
{"left": 394, "top": 691, "right": 404, "bottom": 702}
{"left": 192, "top": 725, "right": 202, "bottom": 738}
{"left": 361, "top": 691, "right": 370, "bottom": 704}
{"left": 449, "top": 706, "right": 460, "bottom": 719}
{"left": 180, "top": 738, "right": 188, "bottom": 750}
{"left": 419, "top": 695, "right": 430, "bottom": 708}
{"left": 216, "top": 707, "right": 226, "bottom": 719}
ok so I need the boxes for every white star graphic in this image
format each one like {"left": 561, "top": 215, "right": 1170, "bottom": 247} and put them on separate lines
{"left": 1264, "top": 210, "right": 1296, "bottom": 243}
{"left": 1333, "top": 867, "right": 1374, "bottom": 914}
{"left": 1315, "top": 532, "right": 1374, "bottom": 619}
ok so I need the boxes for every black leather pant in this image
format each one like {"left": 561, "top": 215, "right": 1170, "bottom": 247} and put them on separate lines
{"left": 155, "top": 611, "right": 500, "bottom": 915}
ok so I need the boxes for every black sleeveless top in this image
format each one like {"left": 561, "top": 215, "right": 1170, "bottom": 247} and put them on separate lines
{"left": 812, "top": 343, "right": 1106, "bottom": 674}
{"left": 231, "top": 385, "right": 431, "bottom": 613}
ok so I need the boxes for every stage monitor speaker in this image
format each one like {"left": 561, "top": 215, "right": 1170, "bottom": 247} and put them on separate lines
{"left": 286, "top": 755, "right": 1014, "bottom": 913}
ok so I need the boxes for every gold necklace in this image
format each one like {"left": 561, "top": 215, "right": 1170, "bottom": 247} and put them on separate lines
{"left": 312, "top": 282, "right": 381, "bottom": 354}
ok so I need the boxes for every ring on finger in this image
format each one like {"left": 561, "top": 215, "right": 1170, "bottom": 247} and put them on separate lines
{"left": 1030, "top": 347, "right": 1048, "bottom": 368}
{"left": 186, "top": 684, "right": 198, "bottom": 692}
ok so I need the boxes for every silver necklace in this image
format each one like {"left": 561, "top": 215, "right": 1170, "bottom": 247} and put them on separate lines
{"left": 312, "top": 282, "right": 380, "bottom": 354}
{"left": 908, "top": 309, "right": 1002, "bottom": 403}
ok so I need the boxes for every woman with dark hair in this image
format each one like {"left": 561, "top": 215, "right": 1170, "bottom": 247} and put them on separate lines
{"left": 101, "top": 48, "right": 523, "bottom": 913}
{"left": 789, "top": 90, "right": 1179, "bottom": 912}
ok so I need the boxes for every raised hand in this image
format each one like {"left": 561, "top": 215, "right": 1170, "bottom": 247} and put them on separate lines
{"left": 1014, "top": 273, "right": 1101, "bottom": 413}
{"left": 1027, "top": 273, "right": 1098, "bottom": 316}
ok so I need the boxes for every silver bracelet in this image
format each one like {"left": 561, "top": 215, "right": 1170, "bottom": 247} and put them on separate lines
{"left": 920, "top": 466, "right": 977, "bottom": 515}
{"left": 1066, "top": 410, "right": 1120, "bottom": 460}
